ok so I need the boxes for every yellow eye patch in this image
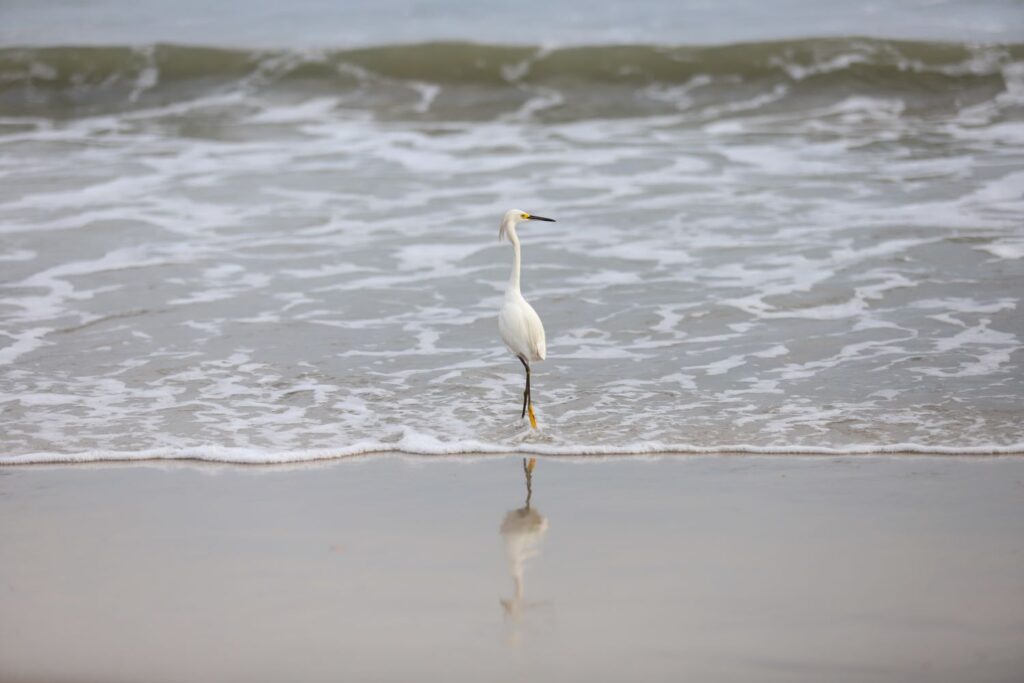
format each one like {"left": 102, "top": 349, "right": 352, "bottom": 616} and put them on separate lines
{"left": 521, "top": 213, "right": 529, "bottom": 219}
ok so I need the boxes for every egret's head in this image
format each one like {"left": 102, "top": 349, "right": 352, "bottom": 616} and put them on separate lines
{"left": 499, "top": 209, "right": 556, "bottom": 242}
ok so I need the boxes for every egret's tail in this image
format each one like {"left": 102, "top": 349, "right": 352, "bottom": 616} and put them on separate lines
{"left": 528, "top": 404, "right": 537, "bottom": 429}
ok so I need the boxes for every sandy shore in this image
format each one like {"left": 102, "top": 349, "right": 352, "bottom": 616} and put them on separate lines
{"left": 1, "top": 454, "right": 1022, "bottom": 683}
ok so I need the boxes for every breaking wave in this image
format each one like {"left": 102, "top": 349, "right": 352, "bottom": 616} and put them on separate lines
{"left": 2, "top": 37, "right": 1021, "bottom": 120}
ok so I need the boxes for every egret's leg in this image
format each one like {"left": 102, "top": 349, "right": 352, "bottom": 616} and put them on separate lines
{"left": 517, "top": 356, "right": 537, "bottom": 428}
{"left": 518, "top": 356, "right": 530, "bottom": 419}
{"left": 525, "top": 364, "right": 537, "bottom": 429}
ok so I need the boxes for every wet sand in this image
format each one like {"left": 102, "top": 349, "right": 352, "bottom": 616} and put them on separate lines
{"left": 1, "top": 455, "right": 1023, "bottom": 683}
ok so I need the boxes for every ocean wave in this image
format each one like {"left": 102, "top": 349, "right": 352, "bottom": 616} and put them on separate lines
{"left": 1, "top": 38, "right": 1021, "bottom": 120}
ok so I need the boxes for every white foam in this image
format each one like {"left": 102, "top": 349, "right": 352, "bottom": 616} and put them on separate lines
{"left": 3, "top": 440, "right": 1023, "bottom": 466}
{"left": 0, "top": 249, "right": 35, "bottom": 262}
{"left": 976, "top": 241, "right": 1024, "bottom": 260}
{"left": 771, "top": 46, "right": 875, "bottom": 81}
{"left": 0, "top": 327, "right": 53, "bottom": 365}
{"left": 3, "top": 69, "right": 1023, "bottom": 461}
{"left": 246, "top": 97, "right": 341, "bottom": 123}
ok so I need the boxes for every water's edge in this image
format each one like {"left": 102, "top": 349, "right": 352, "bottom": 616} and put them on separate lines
{"left": 4, "top": 442, "right": 1024, "bottom": 465}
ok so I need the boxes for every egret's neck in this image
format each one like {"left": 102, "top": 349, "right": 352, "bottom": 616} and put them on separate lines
{"left": 506, "top": 228, "right": 522, "bottom": 295}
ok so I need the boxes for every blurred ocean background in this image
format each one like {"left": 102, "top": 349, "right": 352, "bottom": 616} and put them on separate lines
{"left": 1, "top": 0, "right": 1022, "bottom": 462}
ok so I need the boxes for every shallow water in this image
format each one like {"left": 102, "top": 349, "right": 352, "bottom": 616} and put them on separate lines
{"left": 1, "top": 15, "right": 1023, "bottom": 463}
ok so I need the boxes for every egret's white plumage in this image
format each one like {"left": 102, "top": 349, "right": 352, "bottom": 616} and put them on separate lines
{"left": 498, "top": 296, "right": 546, "bottom": 364}
{"left": 497, "top": 209, "right": 555, "bottom": 428}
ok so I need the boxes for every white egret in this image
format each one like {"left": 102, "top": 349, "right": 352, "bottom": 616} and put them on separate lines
{"left": 497, "top": 209, "right": 555, "bottom": 429}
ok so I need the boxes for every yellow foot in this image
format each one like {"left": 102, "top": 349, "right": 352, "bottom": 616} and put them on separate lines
{"left": 528, "top": 404, "right": 538, "bottom": 429}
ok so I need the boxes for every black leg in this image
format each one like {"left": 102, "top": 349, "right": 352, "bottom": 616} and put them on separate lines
{"left": 526, "top": 363, "right": 531, "bottom": 414}
{"left": 518, "top": 356, "right": 530, "bottom": 419}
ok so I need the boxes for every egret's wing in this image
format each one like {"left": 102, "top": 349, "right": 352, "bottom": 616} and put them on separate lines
{"left": 498, "top": 305, "right": 519, "bottom": 353}
{"left": 498, "top": 299, "right": 547, "bottom": 362}
{"left": 523, "top": 303, "right": 547, "bottom": 361}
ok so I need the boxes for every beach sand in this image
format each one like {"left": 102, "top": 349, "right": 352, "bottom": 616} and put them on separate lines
{"left": 1, "top": 455, "right": 1022, "bottom": 683}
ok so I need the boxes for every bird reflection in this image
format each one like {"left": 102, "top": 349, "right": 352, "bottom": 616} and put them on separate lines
{"left": 500, "top": 457, "right": 549, "bottom": 630}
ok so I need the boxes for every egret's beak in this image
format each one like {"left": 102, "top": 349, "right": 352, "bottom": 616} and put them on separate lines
{"left": 526, "top": 214, "right": 556, "bottom": 222}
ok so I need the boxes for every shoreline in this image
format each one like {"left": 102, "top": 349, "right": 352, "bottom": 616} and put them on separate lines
{"left": 4, "top": 443, "right": 1024, "bottom": 466}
